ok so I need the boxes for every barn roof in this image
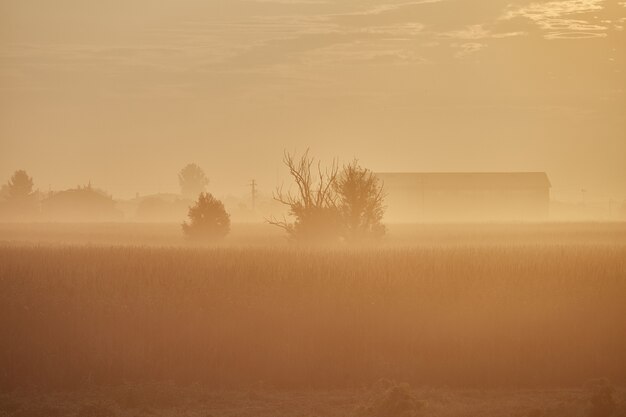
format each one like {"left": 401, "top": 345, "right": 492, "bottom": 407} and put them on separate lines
{"left": 375, "top": 172, "right": 551, "bottom": 189}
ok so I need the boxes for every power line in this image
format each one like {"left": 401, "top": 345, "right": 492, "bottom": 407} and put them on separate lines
{"left": 250, "top": 179, "right": 257, "bottom": 210}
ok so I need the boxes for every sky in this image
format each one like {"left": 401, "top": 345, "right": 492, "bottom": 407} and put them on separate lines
{"left": 1, "top": 0, "right": 625, "bottom": 201}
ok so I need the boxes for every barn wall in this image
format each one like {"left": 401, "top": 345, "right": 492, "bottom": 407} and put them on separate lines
{"left": 382, "top": 185, "right": 550, "bottom": 222}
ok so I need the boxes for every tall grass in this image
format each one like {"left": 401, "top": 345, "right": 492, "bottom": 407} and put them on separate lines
{"left": 1, "top": 235, "right": 625, "bottom": 390}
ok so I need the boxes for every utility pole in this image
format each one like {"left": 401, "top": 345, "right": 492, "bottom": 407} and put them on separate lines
{"left": 250, "top": 179, "right": 257, "bottom": 210}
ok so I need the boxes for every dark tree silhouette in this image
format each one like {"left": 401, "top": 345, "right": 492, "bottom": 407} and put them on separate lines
{"left": 7, "top": 170, "right": 34, "bottom": 199}
{"left": 178, "top": 163, "right": 209, "bottom": 199}
{"left": 334, "top": 160, "right": 386, "bottom": 241}
{"left": 182, "top": 192, "right": 230, "bottom": 240}
{"left": 267, "top": 150, "right": 341, "bottom": 242}
{"left": 269, "top": 151, "right": 386, "bottom": 243}
{"left": 0, "top": 170, "right": 39, "bottom": 219}
{"left": 269, "top": 150, "right": 342, "bottom": 242}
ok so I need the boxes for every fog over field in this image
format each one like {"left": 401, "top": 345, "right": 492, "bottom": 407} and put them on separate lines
{"left": 1, "top": 223, "right": 626, "bottom": 417}
{"left": 1, "top": 0, "right": 626, "bottom": 416}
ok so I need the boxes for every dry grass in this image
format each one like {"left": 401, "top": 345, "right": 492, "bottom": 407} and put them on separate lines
{"left": 1, "top": 221, "right": 625, "bottom": 247}
{"left": 1, "top": 384, "right": 625, "bottom": 417}
{"left": 1, "top": 223, "right": 625, "bottom": 392}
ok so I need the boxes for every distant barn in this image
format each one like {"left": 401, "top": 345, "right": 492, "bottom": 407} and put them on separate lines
{"left": 375, "top": 172, "right": 551, "bottom": 222}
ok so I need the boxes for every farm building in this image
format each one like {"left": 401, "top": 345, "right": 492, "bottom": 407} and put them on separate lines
{"left": 375, "top": 172, "right": 551, "bottom": 222}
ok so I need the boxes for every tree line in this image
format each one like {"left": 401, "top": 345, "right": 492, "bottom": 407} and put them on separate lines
{"left": 183, "top": 150, "right": 386, "bottom": 243}
{"left": 2, "top": 151, "right": 386, "bottom": 243}
{"left": 0, "top": 164, "right": 212, "bottom": 223}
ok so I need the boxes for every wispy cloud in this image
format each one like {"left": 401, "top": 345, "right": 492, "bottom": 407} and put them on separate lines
{"left": 503, "top": 0, "right": 609, "bottom": 39}
{"left": 1, "top": 0, "right": 623, "bottom": 100}
{"left": 452, "top": 42, "right": 486, "bottom": 58}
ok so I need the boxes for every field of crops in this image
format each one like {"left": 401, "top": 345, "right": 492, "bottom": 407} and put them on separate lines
{"left": 1, "top": 222, "right": 625, "bottom": 416}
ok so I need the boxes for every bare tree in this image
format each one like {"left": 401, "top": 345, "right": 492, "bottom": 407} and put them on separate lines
{"left": 268, "top": 150, "right": 342, "bottom": 242}
{"left": 178, "top": 163, "right": 209, "bottom": 199}
{"left": 334, "top": 160, "right": 386, "bottom": 242}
